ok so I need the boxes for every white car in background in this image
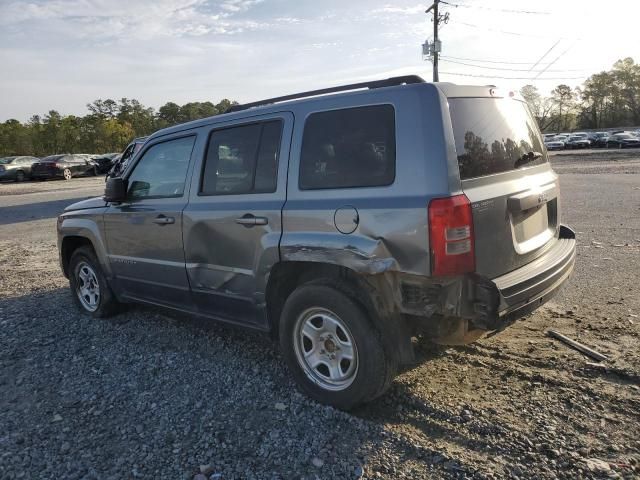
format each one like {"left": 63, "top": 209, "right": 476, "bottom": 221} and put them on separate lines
{"left": 544, "top": 138, "right": 565, "bottom": 150}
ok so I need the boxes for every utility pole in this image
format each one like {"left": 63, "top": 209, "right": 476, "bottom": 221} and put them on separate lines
{"left": 424, "top": 1, "right": 447, "bottom": 82}
{"left": 432, "top": 0, "right": 439, "bottom": 82}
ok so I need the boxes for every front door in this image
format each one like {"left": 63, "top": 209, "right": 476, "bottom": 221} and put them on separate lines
{"left": 104, "top": 135, "right": 196, "bottom": 307}
{"left": 182, "top": 114, "right": 293, "bottom": 328}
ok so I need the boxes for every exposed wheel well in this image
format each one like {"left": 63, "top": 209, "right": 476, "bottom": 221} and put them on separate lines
{"left": 265, "top": 261, "right": 415, "bottom": 365}
{"left": 61, "top": 236, "right": 95, "bottom": 277}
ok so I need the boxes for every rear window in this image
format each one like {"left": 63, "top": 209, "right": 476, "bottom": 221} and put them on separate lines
{"left": 299, "top": 105, "right": 396, "bottom": 190}
{"left": 449, "top": 98, "right": 547, "bottom": 180}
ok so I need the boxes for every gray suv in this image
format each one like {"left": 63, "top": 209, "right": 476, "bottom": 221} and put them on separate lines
{"left": 57, "top": 76, "right": 576, "bottom": 410}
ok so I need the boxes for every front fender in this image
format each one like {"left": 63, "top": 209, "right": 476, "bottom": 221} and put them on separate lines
{"left": 58, "top": 211, "right": 111, "bottom": 277}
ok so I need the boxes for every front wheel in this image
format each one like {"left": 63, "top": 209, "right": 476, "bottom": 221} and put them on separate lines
{"left": 15, "top": 171, "right": 25, "bottom": 182}
{"left": 63, "top": 168, "right": 72, "bottom": 180}
{"left": 69, "top": 246, "right": 120, "bottom": 317}
{"left": 279, "top": 283, "right": 396, "bottom": 410}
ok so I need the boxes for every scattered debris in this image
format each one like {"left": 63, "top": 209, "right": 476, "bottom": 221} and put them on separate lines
{"left": 311, "top": 457, "right": 324, "bottom": 468}
{"left": 52, "top": 414, "right": 63, "bottom": 423}
{"left": 546, "top": 330, "right": 608, "bottom": 362}
{"left": 585, "top": 362, "right": 607, "bottom": 371}
{"left": 274, "top": 402, "right": 286, "bottom": 411}
{"left": 584, "top": 458, "right": 611, "bottom": 473}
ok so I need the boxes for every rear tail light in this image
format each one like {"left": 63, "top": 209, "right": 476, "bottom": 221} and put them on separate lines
{"left": 428, "top": 194, "right": 475, "bottom": 276}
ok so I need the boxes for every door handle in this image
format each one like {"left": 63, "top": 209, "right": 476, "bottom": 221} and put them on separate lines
{"left": 235, "top": 215, "right": 268, "bottom": 227}
{"left": 152, "top": 215, "right": 175, "bottom": 225}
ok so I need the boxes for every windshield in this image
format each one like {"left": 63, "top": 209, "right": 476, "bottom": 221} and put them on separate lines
{"left": 448, "top": 97, "right": 547, "bottom": 180}
{"left": 616, "top": 134, "right": 632, "bottom": 139}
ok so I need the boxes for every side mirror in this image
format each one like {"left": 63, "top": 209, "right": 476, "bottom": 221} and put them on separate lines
{"left": 104, "top": 177, "right": 128, "bottom": 203}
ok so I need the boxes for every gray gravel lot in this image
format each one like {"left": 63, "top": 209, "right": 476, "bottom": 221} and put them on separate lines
{"left": 1, "top": 157, "right": 639, "bottom": 480}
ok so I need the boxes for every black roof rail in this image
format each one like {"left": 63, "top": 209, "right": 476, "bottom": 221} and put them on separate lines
{"left": 226, "top": 75, "right": 425, "bottom": 113}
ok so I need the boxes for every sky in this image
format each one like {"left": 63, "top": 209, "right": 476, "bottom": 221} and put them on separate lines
{"left": 1, "top": 0, "right": 639, "bottom": 121}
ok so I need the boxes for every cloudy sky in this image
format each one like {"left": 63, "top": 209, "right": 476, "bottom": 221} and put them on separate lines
{"left": 1, "top": 0, "right": 639, "bottom": 121}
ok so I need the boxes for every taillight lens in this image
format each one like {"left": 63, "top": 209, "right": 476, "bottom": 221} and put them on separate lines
{"left": 428, "top": 194, "right": 475, "bottom": 276}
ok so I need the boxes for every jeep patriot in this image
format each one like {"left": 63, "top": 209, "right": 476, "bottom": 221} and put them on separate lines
{"left": 57, "top": 76, "right": 576, "bottom": 409}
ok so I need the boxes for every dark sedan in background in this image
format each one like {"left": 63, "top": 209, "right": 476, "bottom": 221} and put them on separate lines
{"left": 606, "top": 132, "right": 640, "bottom": 148}
{"left": 31, "top": 154, "right": 99, "bottom": 180}
{"left": 0, "top": 156, "right": 39, "bottom": 182}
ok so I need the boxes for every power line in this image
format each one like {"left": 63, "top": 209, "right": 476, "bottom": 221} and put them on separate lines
{"left": 440, "top": 1, "right": 550, "bottom": 15}
{"left": 440, "top": 58, "right": 586, "bottom": 73}
{"left": 440, "top": 55, "right": 561, "bottom": 65}
{"left": 456, "top": 21, "right": 545, "bottom": 38}
{"left": 533, "top": 41, "right": 578, "bottom": 79}
{"left": 439, "top": 71, "right": 585, "bottom": 81}
{"left": 527, "top": 39, "right": 561, "bottom": 73}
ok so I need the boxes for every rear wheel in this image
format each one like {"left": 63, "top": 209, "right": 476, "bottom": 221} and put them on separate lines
{"left": 69, "top": 246, "right": 119, "bottom": 317}
{"left": 15, "top": 170, "right": 25, "bottom": 182}
{"left": 63, "top": 168, "right": 72, "bottom": 180}
{"left": 279, "top": 283, "right": 396, "bottom": 410}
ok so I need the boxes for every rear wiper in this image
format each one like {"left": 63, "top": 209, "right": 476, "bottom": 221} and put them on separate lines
{"left": 515, "top": 151, "right": 542, "bottom": 168}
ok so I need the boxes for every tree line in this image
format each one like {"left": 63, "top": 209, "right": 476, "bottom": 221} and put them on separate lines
{"left": 521, "top": 57, "right": 640, "bottom": 133}
{"left": 0, "top": 98, "right": 235, "bottom": 157}
{"left": 2, "top": 57, "right": 639, "bottom": 156}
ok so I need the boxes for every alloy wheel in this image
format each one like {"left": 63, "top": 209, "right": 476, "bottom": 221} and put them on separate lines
{"left": 75, "top": 261, "right": 100, "bottom": 312}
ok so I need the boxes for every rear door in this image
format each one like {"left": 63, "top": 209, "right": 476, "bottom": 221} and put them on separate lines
{"left": 447, "top": 95, "right": 560, "bottom": 279}
{"left": 182, "top": 113, "right": 293, "bottom": 328}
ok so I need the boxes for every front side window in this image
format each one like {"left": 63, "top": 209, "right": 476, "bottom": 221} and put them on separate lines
{"left": 127, "top": 136, "right": 195, "bottom": 199}
{"left": 201, "top": 120, "right": 282, "bottom": 195}
{"left": 299, "top": 105, "right": 396, "bottom": 190}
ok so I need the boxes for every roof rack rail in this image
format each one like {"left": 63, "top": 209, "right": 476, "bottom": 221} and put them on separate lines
{"left": 226, "top": 75, "right": 425, "bottom": 113}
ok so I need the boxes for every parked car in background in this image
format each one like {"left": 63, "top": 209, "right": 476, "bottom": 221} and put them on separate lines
{"left": 0, "top": 156, "right": 39, "bottom": 182}
{"left": 552, "top": 135, "right": 569, "bottom": 147}
{"left": 606, "top": 132, "right": 640, "bottom": 148}
{"left": 544, "top": 138, "right": 565, "bottom": 151}
{"left": 92, "top": 153, "right": 121, "bottom": 174}
{"left": 107, "top": 137, "right": 148, "bottom": 178}
{"left": 31, "top": 154, "right": 99, "bottom": 180}
{"left": 565, "top": 134, "right": 591, "bottom": 149}
{"left": 591, "top": 132, "right": 610, "bottom": 147}
{"left": 58, "top": 77, "right": 576, "bottom": 409}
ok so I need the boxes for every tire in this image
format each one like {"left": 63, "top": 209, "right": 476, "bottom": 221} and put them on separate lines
{"left": 15, "top": 170, "right": 25, "bottom": 182}
{"left": 68, "top": 246, "right": 119, "bottom": 318}
{"left": 279, "top": 283, "right": 396, "bottom": 410}
{"left": 63, "top": 168, "right": 72, "bottom": 180}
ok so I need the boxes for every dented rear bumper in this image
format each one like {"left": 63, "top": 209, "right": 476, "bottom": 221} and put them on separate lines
{"left": 489, "top": 224, "right": 576, "bottom": 330}
{"left": 398, "top": 225, "right": 576, "bottom": 343}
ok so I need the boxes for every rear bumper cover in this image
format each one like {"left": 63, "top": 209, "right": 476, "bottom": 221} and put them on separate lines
{"left": 483, "top": 225, "right": 576, "bottom": 330}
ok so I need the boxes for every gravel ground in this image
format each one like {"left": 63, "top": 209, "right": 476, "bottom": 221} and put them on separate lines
{"left": 1, "top": 158, "right": 639, "bottom": 480}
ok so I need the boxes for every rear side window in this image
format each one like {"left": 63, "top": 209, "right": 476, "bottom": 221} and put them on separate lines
{"left": 299, "top": 105, "right": 396, "bottom": 190}
{"left": 449, "top": 98, "right": 547, "bottom": 180}
{"left": 201, "top": 120, "right": 282, "bottom": 195}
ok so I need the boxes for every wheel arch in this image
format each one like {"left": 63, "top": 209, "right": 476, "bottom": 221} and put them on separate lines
{"left": 59, "top": 216, "right": 111, "bottom": 279}
{"left": 60, "top": 236, "right": 96, "bottom": 277}
{"left": 265, "top": 261, "right": 415, "bottom": 365}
